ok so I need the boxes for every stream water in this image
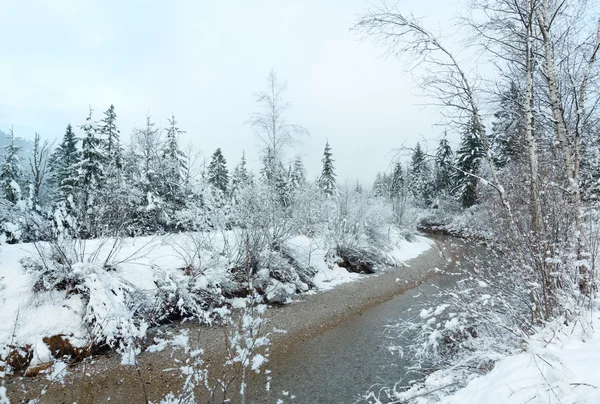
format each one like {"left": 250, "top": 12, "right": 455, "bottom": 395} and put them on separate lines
{"left": 250, "top": 238, "right": 489, "bottom": 404}
{"left": 252, "top": 278, "right": 453, "bottom": 404}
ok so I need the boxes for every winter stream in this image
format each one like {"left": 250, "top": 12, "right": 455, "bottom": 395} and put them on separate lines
{"left": 8, "top": 236, "right": 492, "bottom": 403}
{"left": 248, "top": 237, "right": 489, "bottom": 403}
{"left": 250, "top": 275, "right": 455, "bottom": 403}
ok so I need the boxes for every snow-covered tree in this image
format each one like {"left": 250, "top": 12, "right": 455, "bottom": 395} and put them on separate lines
{"left": 373, "top": 172, "right": 390, "bottom": 198}
{"left": 207, "top": 148, "right": 229, "bottom": 195}
{"left": 51, "top": 124, "right": 80, "bottom": 202}
{"left": 409, "top": 142, "right": 432, "bottom": 205}
{"left": 1, "top": 127, "right": 24, "bottom": 204}
{"left": 162, "top": 115, "right": 187, "bottom": 211}
{"left": 99, "top": 104, "right": 122, "bottom": 169}
{"left": 434, "top": 133, "right": 454, "bottom": 195}
{"left": 318, "top": 140, "right": 336, "bottom": 196}
{"left": 289, "top": 156, "right": 306, "bottom": 190}
{"left": 389, "top": 162, "right": 405, "bottom": 199}
{"left": 77, "top": 109, "right": 105, "bottom": 197}
{"left": 230, "top": 151, "right": 252, "bottom": 199}
{"left": 490, "top": 81, "right": 525, "bottom": 167}
{"left": 28, "top": 132, "right": 51, "bottom": 208}
{"left": 453, "top": 118, "right": 484, "bottom": 208}
{"left": 248, "top": 70, "right": 308, "bottom": 169}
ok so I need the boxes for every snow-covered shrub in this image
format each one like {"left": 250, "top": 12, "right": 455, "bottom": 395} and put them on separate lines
{"left": 325, "top": 187, "right": 399, "bottom": 272}
{"left": 150, "top": 265, "right": 224, "bottom": 325}
{"left": 74, "top": 263, "right": 149, "bottom": 364}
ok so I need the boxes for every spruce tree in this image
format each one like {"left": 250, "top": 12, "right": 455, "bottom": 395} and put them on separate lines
{"left": 1, "top": 127, "right": 23, "bottom": 204}
{"left": 99, "top": 104, "right": 122, "bottom": 169}
{"left": 373, "top": 172, "right": 385, "bottom": 197}
{"left": 230, "top": 151, "right": 252, "bottom": 198}
{"left": 289, "top": 156, "right": 306, "bottom": 190}
{"left": 454, "top": 118, "right": 484, "bottom": 208}
{"left": 51, "top": 124, "right": 80, "bottom": 201}
{"left": 490, "top": 82, "right": 525, "bottom": 167}
{"left": 389, "top": 162, "right": 405, "bottom": 199}
{"left": 76, "top": 108, "right": 106, "bottom": 236}
{"left": 318, "top": 140, "right": 336, "bottom": 196}
{"left": 77, "top": 109, "right": 105, "bottom": 192}
{"left": 409, "top": 142, "right": 433, "bottom": 204}
{"left": 208, "top": 148, "right": 229, "bottom": 194}
{"left": 162, "top": 115, "right": 187, "bottom": 208}
{"left": 434, "top": 133, "right": 454, "bottom": 195}
{"left": 354, "top": 180, "right": 363, "bottom": 194}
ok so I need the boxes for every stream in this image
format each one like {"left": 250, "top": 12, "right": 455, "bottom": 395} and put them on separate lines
{"left": 249, "top": 237, "right": 488, "bottom": 403}
{"left": 5, "top": 236, "right": 491, "bottom": 403}
{"left": 255, "top": 280, "right": 452, "bottom": 404}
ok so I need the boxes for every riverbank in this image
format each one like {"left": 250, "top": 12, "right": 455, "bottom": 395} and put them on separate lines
{"left": 3, "top": 237, "right": 447, "bottom": 403}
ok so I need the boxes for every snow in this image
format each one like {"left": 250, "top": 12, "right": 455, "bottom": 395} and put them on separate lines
{"left": 388, "top": 235, "right": 434, "bottom": 265}
{"left": 0, "top": 386, "right": 8, "bottom": 404}
{"left": 441, "top": 311, "right": 600, "bottom": 404}
{"left": 286, "top": 232, "right": 433, "bottom": 291}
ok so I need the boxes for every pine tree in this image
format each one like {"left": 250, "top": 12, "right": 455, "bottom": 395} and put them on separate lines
{"left": 318, "top": 140, "right": 336, "bottom": 196}
{"left": 51, "top": 124, "right": 80, "bottom": 202}
{"left": 1, "top": 127, "right": 23, "bottom": 204}
{"left": 77, "top": 109, "right": 105, "bottom": 193}
{"left": 208, "top": 148, "right": 229, "bottom": 195}
{"left": 75, "top": 108, "right": 106, "bottom": 237}
{"left": 454, "top": 119, "right": 484, "bottom": 208}
{"left": 162, "top": 115, "right": 187, "bottom": 209}
{"left": 99, "top": 104, "right": 122, "bottom": 169}
{"left": 409, "top": 142, "right": 433, "bottom": 205}
{"left": 490, "top": 82, "right": 525, "bottom": 167}
{"left": 354, "top": 180, "right": 363, "bottom": 194}
{"left": 389, "top": 162, "right": 405, "bottom": 199}
{"left": 230, "top": 151, "right": 252, "bottom": 198}
{"left": 434, "top": 132, "right": 454, "bottom": 195}
{"left": 289, "top": 156, "right": 306, "bottom": 190}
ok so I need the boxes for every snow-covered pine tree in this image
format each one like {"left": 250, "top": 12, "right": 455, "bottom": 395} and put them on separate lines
{"left": 128, "top": 114, "right": 167, "bottom": 234}
{"left": 260, "top": 148, "right": 291, "bottom": 206}
{"left": 1, "top": 127, "right": 24, "bottom": 204}
{"left": 453, "top": 118, "right": 484, "bottom": 208}
{"left": 318, "top": 140, "right": 336, "bottom": 196}
{"left": 76, "top": 108, "right": 106, "bottom": 236}
{"left": 434, "top": 132, "right": 454, "bottom": 196}
{"left": 230, "top": 150, "right": 252, "bottom": 197}
{"left": 162, "top": 115, "right": 187, "bottom": 213}
{"left": 490, "top": 81, "right": 525, "bottom": 167}
{"left": 389, "top": 162, "right": 405, "bottom": 199}
{"left": 409, "top": 142, "right": 433, "bottom": 205}
{"left": 373, "top": 172, "right": 387, "bottom": 197}
{"left": 289, "top": 156, "right": 306, "bottom": 190}
{"left": 99, "top": 104, "right": 122, "bottom": 169}
{"left": 208, "top": 148, "right": 229, "bottom": 195}
{"left": 50, "top": 124, "right": 80, "bottom": 202}
{"left": 354, "top": 180, "right": 363, "bottom": 194}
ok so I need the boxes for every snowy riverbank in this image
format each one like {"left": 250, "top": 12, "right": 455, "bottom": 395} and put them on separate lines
{"left": 0, "top": 230, "right": 433, "bottom": 378}
{"left": 1, "top": 234, "right": 439, "bottom": 403}
{"left": 439, "top": 308, "right": 600, "bottom": 404}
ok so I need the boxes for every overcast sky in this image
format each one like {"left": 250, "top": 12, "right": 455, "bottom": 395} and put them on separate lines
{"left": 1, "top": 0, "right": 468, "bottom": 185}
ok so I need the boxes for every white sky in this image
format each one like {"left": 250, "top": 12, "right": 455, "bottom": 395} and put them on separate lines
{"left": 1, "top": 0, "right": 469, "bottom": 185}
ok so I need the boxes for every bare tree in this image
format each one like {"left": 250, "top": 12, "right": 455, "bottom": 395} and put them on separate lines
{"left": 247, "top": 70, "right": 308, "bottom": 164}
{"left": 353, "top": 2, "right": 520, "bottom": 239}
{"left": 28, "top": 132, "right": 52, "bottom": 207}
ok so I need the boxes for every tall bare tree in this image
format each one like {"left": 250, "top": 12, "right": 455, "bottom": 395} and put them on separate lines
{"left": 247, "top": 70, "right": 308, "bottom": 165}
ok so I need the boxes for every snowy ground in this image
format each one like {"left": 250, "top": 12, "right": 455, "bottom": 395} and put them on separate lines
{"left": 0, "top": 230, "right": 433, "bottom": 373}
{"left": 438, "top": 309, "right": 600, "bottom": 404}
